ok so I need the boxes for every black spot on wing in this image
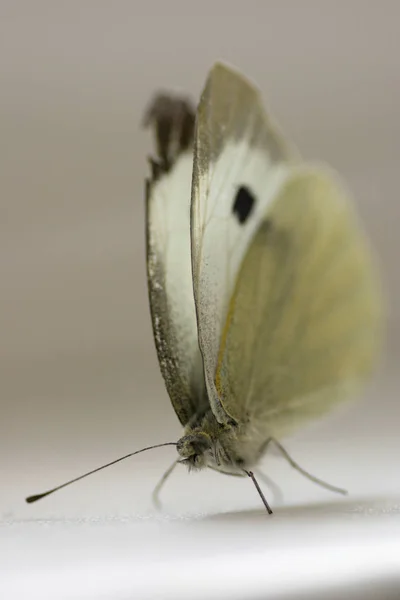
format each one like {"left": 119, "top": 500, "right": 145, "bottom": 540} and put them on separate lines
{"left": 232, "top": 186, "right": 256, "bottom": 225}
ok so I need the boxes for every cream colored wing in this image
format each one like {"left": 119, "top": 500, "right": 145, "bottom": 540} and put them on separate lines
{"left": 215, "top": 167, "right": 383, "bottom": 440}
{"left": 190, "top": 62, "right": 296, "bottom": 425}
{"left": 145, "top": 96, "right": 206, "bottom": 426}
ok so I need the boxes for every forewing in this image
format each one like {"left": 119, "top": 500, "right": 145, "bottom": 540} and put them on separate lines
{"left": 215, "top": 167, "right": 383, "bottom": 439}
{"left": 191, "top": 62, "right": 296, "bottom": 425}
{"left": 145, "top": 96, "right": 206, "bottom": 426}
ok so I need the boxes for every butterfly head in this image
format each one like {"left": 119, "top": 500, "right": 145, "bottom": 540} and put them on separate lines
{"left": 176, "top": 421, "right": 244, "bottom": 474}
{"left": 176, "top": 432, "right": 212, "bottom": 470}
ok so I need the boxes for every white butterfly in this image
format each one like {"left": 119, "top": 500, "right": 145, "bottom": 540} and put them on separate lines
{"left": 25, "top": 62, "right": 383, "bottom": 511}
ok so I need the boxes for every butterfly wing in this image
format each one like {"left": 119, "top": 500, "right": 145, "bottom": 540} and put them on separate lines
{"left": 190, "top": 62, "right": 296, "bottom": 425}
{"left": 215, "top": 167, "right": 383, "bottom": 442}
{"left": 144, "top": 96, "right": 206, "bottom": 426}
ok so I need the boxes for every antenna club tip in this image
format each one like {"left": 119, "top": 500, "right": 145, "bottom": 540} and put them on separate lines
{"left": 25, "top": 494, "right": 43, "bottom": 504}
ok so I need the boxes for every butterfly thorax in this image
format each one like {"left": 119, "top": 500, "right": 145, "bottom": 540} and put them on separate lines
{"left": 176, "top": 409, "right": 261, "bottom": 475}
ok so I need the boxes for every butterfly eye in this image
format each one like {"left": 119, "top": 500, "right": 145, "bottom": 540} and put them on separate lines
{"left": 232, "top": 185, "right": 256, "bottom": 225}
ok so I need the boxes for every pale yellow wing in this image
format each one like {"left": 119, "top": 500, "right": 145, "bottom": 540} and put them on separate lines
{"left": 190, "top": 61, "right": 296, "bottom": 426}
{"left": 215, "top": 167, "right": 383, "bottom": 438}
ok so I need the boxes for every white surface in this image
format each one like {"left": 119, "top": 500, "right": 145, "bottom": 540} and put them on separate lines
{"left": 2, "top": 3, "right": 400, "bottom": 599}
{"left": 2, "top": 498, "right": 400, "bottom": 599}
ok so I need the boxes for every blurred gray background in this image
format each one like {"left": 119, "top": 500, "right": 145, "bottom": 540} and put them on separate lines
{"left": 1, "top": 1, "right": 399, "bottom": 516}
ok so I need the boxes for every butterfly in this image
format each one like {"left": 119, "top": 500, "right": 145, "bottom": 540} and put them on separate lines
{"left": 25, "top": 62, "right": 383, "bottom": 512}
{"left": 143, "top": 62, "right": 383, "bottom": 511}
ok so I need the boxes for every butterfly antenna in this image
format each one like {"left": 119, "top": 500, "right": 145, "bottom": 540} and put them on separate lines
{"left": 244, "top": 470, "right": 273, "bottom": 514}
{"left": 25, "top": 442, "right": 177, "bottom": 504}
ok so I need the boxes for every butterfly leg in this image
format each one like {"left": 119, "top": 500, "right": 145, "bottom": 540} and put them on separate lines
{"left": 152, "top": 459, "right": 179, "bottom": 510}
{"left": 244, "top": 470, "right": 273, "bottom": 514}
{"left": 254, "top": 468, "right": 284, "bottom": 505}
{"left": 260, "top": 437, "right": 347, "bottom": 496}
